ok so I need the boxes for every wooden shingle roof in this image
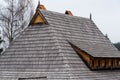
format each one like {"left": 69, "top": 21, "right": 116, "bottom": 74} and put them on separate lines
{"left": 40, "top": 10, "right": 120, "bottom": 57}
{"left": 0, "top": 9, "right": 120, "bottom": 80}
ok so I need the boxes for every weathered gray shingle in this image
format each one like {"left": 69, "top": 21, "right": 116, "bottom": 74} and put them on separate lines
{"left": 0, "top": 10, "right": 120, "bottom": 80}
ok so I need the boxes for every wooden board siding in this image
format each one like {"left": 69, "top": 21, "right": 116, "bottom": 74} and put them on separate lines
{"left": 74, "top": 47, "right": 91, "bottom": 63}
{"left": 34, "top": 13, "right": 45, "bottom": 24}
{"left": 92, "top": 58, "right": 99, "bottom": 69}
{"left": 100, "top": 59, "right": 105, "bottom": 68}
{"left": 29, "top": 10, "right": 47, "bottom": 25}
{"left": 113, "top": 59, "right": 117, "bottom": 68}
{"left": 117, "top": 58, "right": 120, "bottom": 67}
{"left": 91, "top": 58, "right": 120, "bottom": 70}
{"left": 69, "top": 42, "right": 92, "bottom": 68}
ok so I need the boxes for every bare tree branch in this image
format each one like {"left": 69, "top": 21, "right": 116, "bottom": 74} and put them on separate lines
{"left": 0, "top": 0, "right": 34, "bottom": 47}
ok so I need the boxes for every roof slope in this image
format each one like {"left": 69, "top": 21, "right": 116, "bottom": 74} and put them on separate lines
{"left": 41, "top": 10, "right": 120, "bottom": 57}
{"left": 0, "top": 10, "right": 120, "bottom": 80}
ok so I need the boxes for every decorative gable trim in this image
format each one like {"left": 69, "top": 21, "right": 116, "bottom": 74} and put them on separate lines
{"left": 29, "top": 10, "right": 48, "bottom": 26}
{"left": 68, "top": 41, "right": 120, "bottom": 70}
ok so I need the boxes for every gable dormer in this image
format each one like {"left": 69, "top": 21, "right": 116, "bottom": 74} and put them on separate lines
{"left": 29, "top": 3, "right": 48, "bottom": 26}
{"left": 69, "top": 42, "right": 120, "bottom": 70}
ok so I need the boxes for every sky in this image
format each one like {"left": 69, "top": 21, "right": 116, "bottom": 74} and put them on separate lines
{"left": 34, "top": 0, "right": 120, "bottom": 43}
{"left": 0, "top": 0, "right": 120, "bottom": 43}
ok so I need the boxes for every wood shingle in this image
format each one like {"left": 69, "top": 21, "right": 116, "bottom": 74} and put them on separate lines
{"left": 0, "top": 7, "right": 120, "bottom": 80}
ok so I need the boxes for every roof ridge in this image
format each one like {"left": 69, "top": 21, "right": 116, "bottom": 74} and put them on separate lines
{"left": 40, "top": 10, "right": 90, "bottom": 20}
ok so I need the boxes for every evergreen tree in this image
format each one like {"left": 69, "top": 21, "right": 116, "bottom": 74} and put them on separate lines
{"left": 114, "top": 42, "right": 120, "bottom": 51}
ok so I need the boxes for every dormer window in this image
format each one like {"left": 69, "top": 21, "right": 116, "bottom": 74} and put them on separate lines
{"left": 29, "top": 3, "right": 48, "bottom": 26}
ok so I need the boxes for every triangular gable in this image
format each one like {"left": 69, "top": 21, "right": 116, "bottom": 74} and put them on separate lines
{"left": 29, "top": 10, "right": 48, "bottom": 25}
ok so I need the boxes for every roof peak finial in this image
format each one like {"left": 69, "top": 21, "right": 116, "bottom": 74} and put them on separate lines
{"left": 90, "top": 13, "right": 92, "bottom": 20}
{"left": 36, "top": 0, "right": 40, "bottom": 10}
{"left": 38, "top": 0, "right": 40, "bottom": 6}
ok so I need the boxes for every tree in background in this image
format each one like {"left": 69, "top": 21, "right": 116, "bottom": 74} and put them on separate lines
{"left": 114, "top": 43, "right": 120, "bottom": 51}
{"left": 0, "top": 37, "right": 3, "bottom": 54}
{"left": 0, "top": 0, "right": 34, "bottom": 45}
